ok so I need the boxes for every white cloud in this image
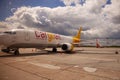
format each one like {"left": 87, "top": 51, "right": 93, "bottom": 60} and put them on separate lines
{"left": 83, "top": 0, "right": 107, "bottom": 13}
{"left": 0, "top": 0, "right": 120, "bottom": 39}
{"left": 11, "top": 8, "right": 16, "bottom": 13}
{"left": 102, "top": 0, "right": 120, "bottom": 24}
{"left": 61, "top": 0, "right": 80, "bottom": 6}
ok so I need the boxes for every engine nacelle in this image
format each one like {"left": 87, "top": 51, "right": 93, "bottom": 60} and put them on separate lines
{"left": 61, "top": 43, "right": 74, "bottom": 52}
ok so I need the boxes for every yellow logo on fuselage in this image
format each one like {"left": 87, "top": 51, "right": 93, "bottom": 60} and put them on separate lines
{"left": 47, "top": 33, "right": 61, "bottom": 42}
{"left": 47, "top": 33, "right": 55, "bottom": 42}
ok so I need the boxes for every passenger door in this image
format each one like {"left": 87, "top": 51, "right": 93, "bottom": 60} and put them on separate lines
{"left": 24, "top": 32, "right": 30, "bottom": 41}
{"left": 11, "top": 32, "right": 16, "bottom": 43}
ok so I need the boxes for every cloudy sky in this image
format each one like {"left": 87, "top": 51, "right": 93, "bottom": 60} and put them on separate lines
{"left": 0, "top": 0, "right": 120, "bottom": 39}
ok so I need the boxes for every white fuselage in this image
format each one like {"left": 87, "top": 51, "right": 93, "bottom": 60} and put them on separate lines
{"left": 0, "top": 29, "right": 73, "bottom": 49}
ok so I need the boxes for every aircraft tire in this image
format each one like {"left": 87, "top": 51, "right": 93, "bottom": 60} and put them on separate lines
{"left": 14, "top": 49, "right": 19, "bottom": 55}
{"left": 52, "top": 48, "right": 57, "bottom": 52}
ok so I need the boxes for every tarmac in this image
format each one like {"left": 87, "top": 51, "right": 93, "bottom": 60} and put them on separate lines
{"left": 0, "top": 47, "right": 120, "bottom": 80}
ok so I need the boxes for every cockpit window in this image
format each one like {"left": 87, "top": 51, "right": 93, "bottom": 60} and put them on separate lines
{"left": 3, "top": 31, "right": 16, "bottom": 34}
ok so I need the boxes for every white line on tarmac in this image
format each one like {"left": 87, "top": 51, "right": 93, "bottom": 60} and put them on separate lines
{"left": 83, "top": 67, "right": 97, "bottom": 73}
{"left": 27, "top": 62, "right": 61, "bottom": 70}
{"left": 80, "top": 51, "right": 115, "bottom": 54}
{"left": 80, "top": 56, "right": 116, "bottom": 61}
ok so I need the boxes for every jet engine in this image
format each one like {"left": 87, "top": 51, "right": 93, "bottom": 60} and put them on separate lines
{"left": 61, "top": 43, "right": 74, "bottom": 52}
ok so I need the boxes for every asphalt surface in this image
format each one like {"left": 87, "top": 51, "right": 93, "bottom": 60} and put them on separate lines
{"left": 0, "top": 47, "right": 120, "bottom": 80}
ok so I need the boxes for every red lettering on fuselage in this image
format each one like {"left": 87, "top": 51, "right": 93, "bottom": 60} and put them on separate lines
{"left": 35, "top": 31, "right": 47, "bottom": 40}
{"left": 35, "top": 31, "right": 61, "bottom": 41}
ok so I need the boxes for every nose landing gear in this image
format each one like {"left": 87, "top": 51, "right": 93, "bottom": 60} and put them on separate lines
{"left": 1, "top": 48, "right": 10, "bottom": 53}
{"left": 1, "top": 48, "right": 19, "bottom": 55}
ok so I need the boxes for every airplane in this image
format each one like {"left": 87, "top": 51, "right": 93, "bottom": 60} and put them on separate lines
{"left": 96, "top": 39, "right": 104, "bottom": 48}
{"left": 0, "top": 27, "right": 82, "bottom": 55}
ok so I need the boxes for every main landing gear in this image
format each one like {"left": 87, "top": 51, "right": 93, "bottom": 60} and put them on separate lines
{"left": 52, "top": 47, "right": 57, "bottom": 52}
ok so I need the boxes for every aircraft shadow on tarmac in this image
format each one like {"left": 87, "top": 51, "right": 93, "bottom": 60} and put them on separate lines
{"left": 0, "top": 50, "right": 117, "bottom": 57}
{"left": 0, "top": 50, "right": 77, "bottom": 57}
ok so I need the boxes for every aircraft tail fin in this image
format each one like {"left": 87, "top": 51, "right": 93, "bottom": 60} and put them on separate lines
{"left": 96, "top": 39, "right": 101, "bottom": 48}
{"left": 74, "top": 27, "right": 82, "bottom": 39}
{"left": 73, "top": 27, "right": 82, "bottom": 43}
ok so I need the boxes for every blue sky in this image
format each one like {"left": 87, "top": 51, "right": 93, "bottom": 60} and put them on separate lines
{"left": 0, "top": 0, "right": 111, "bottom": 21}
{"left": 0, "top": 0, "right": 65, "bottom": 21}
